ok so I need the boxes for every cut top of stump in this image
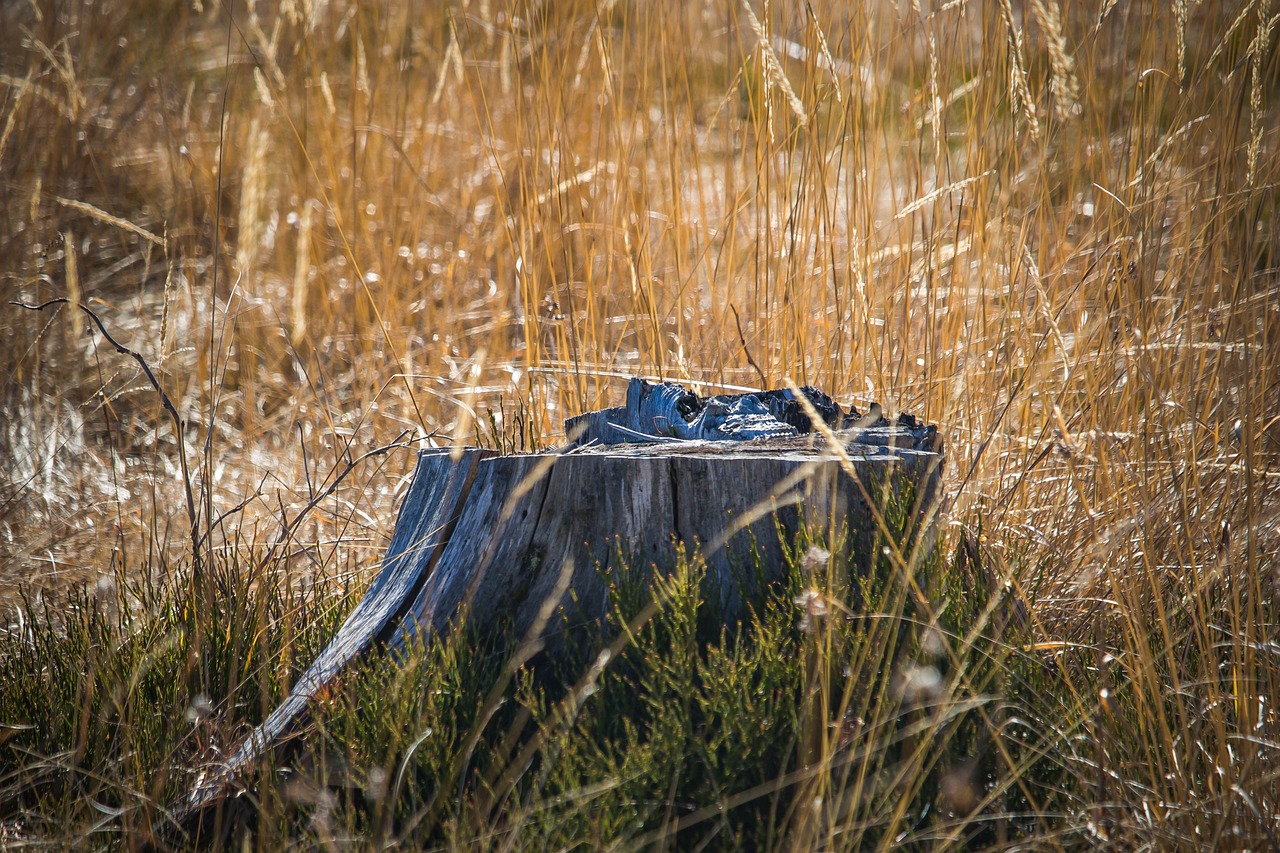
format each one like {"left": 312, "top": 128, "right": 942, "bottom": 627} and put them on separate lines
{"left": 563, "top": 377, "right": 939, "bottom": 452}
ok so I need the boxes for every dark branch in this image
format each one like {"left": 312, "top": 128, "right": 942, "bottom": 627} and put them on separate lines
{"left": 730, "top": 303, "right": 768, "bottom": 388}
{"left": 13, "top": 298, "right": 201, "bottom": 562}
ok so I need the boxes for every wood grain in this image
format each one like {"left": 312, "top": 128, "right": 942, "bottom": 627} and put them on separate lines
{"left": 183, "top": 448, "right": 485, "bottom": 816}
{"left": 179, "top": 433, "right": 944, "bottom": 826}
{"left": 393, "top": 452, "right": 554, "bottom": 644}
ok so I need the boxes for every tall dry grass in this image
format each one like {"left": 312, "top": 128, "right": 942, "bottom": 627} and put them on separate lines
{"left": 2, "top": 0, "right": 1279, "bottom": 847}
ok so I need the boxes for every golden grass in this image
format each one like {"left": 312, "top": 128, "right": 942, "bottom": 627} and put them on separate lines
{"left": 2, "top": 0, "right": 1279, "bottom": 846}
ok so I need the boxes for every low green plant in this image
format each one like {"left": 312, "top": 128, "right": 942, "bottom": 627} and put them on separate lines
{"left": 0, "top": 482, "right": 1058, "bottom": 850}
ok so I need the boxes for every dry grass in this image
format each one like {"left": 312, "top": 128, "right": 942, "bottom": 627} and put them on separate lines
{"left": 2, "top": 0, "right": 1279, "bottom": 848}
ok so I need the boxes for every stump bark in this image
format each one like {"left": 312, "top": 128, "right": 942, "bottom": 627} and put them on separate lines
{"left": 181, "top": 391, "right": 943, "bottom": 825}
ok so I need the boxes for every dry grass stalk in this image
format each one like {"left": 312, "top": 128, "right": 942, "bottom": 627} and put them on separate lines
{"left": 235, "top": 118, "right": 269, "bottom": 274}
{"left": 291, "top": 202, "right": 313, "bottom": 349}
{"left": 0, "top": 73, "right": 73, "bottom": 120}
{"left": 431, "top": 20, "right": 465, "bottom": 107}
{"left": 247, "top": 7, "right": 286, "bottom": 90}
{"left": 319, "top": 70, "right": 337, "bottom": 115}
{"left": 998, "top": 0, "right": 1042, "bottom": 141}
{"left": 23, "top": 27, "right": 85, "bottom": 119}
{"left": 2, "top": 1, "right": 1278, "bottom": 846}
{"left": 1207, "top": 0, "right": 1259, "bottom": 70}
{"left": 62, "top": 230, "right": 82, "bottom": 340}
{"left": 1247, "top": 0, "right": 1275, "bottom": 186}
{"left": 741, "top": 0, "right": 809, "bottom": 133}
{"left": 159, "top": 262, "right": 174, "bottom": 360}
{"left": 355, "top": 30, "right": 371, "bottom": 96}
{"left": 53, "top": 196, "right": 165, "bottom": 247}
{"left": 0, "top": 74, "right": 31, "bottom": 160}
{"left": 1173, "top": 0, "right": 1189, "bottom": 85}
{"left": 894, "top": 171, "right": 993, "bottom": 221}
{"left": 1029, "top": 0, "right": 1079, "bottom": 120}
{"left": 1022, "top": 245, "right": 1069, "bottom": 383}
{"left": 804, "top": 3, "right": 842, "bottom": 104}
{"left": 918, "top": 3, "right": 943, "bottom": 168}
{"left": 253, "top": 67, "right": 275, "bottom": 109}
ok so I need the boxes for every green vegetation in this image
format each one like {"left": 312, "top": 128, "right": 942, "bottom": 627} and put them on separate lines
{"left": 2, "top": 0, "right": 1279, "bottom": 848}
{"left": 1, "top": 508, "right": 1039, "bottom": 848}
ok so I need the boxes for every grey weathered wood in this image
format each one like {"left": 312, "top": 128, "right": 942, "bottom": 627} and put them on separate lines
{"left": 593, "top": 438, "right": 941, "bottom": 619}
{"left": 564, "top": 377, "right": 937, "bottom": 450}
{"left": 183, "top": 448, "right": 485, "bottom": 816}
{"left": 375, "top": 449, "right": 493, "bottom": 638}
{"left": 516, "top": 453, "right": 676, "bottom": 638}
{"left": 670, "top": 453, "right": 833, "bottom": 615}
{"left": 392, "top": 453, "right": 554, "bottom": 645}
{"left": 179, "top": 388, "right": 944, "bottom": 826}
{"left": 567, "top": 378, "right": 805, "bottom": 444}
{"left": 395, "top": 434, "right": 943, "bottom": 645}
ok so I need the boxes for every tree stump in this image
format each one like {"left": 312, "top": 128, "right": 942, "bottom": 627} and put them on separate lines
{"left": 181, "top": 383, "right": 943, "bottom": 823}
{"left": 395, "top": 439, "right": 942, "bottom": 645}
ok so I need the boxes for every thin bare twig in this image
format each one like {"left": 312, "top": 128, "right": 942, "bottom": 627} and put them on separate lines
{"left": 250, "top": 429, "right": 425, "bottom": 578}
{"left": 730, "top": 304, "right": 767, "bottom": 388}
{"left": 13, "top": 298, "right": 200, "bottom": 567}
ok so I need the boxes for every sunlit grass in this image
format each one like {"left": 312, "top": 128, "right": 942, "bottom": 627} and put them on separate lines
{"left": 2, "top": 0, "right": 1278, "bottom": 848}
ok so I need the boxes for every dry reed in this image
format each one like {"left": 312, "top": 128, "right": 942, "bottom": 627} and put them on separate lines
{"left": 1, "top": 0, "right": 1277, "bottom": 847}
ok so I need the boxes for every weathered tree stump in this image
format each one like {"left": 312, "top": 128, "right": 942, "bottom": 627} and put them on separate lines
{"left": 181, "top": 381, "right": 943, "bottom": 823}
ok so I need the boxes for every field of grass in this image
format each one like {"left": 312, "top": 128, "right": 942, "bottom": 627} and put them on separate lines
{"left": 2, "top": 0, "right": 1279, "bottom": 848}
